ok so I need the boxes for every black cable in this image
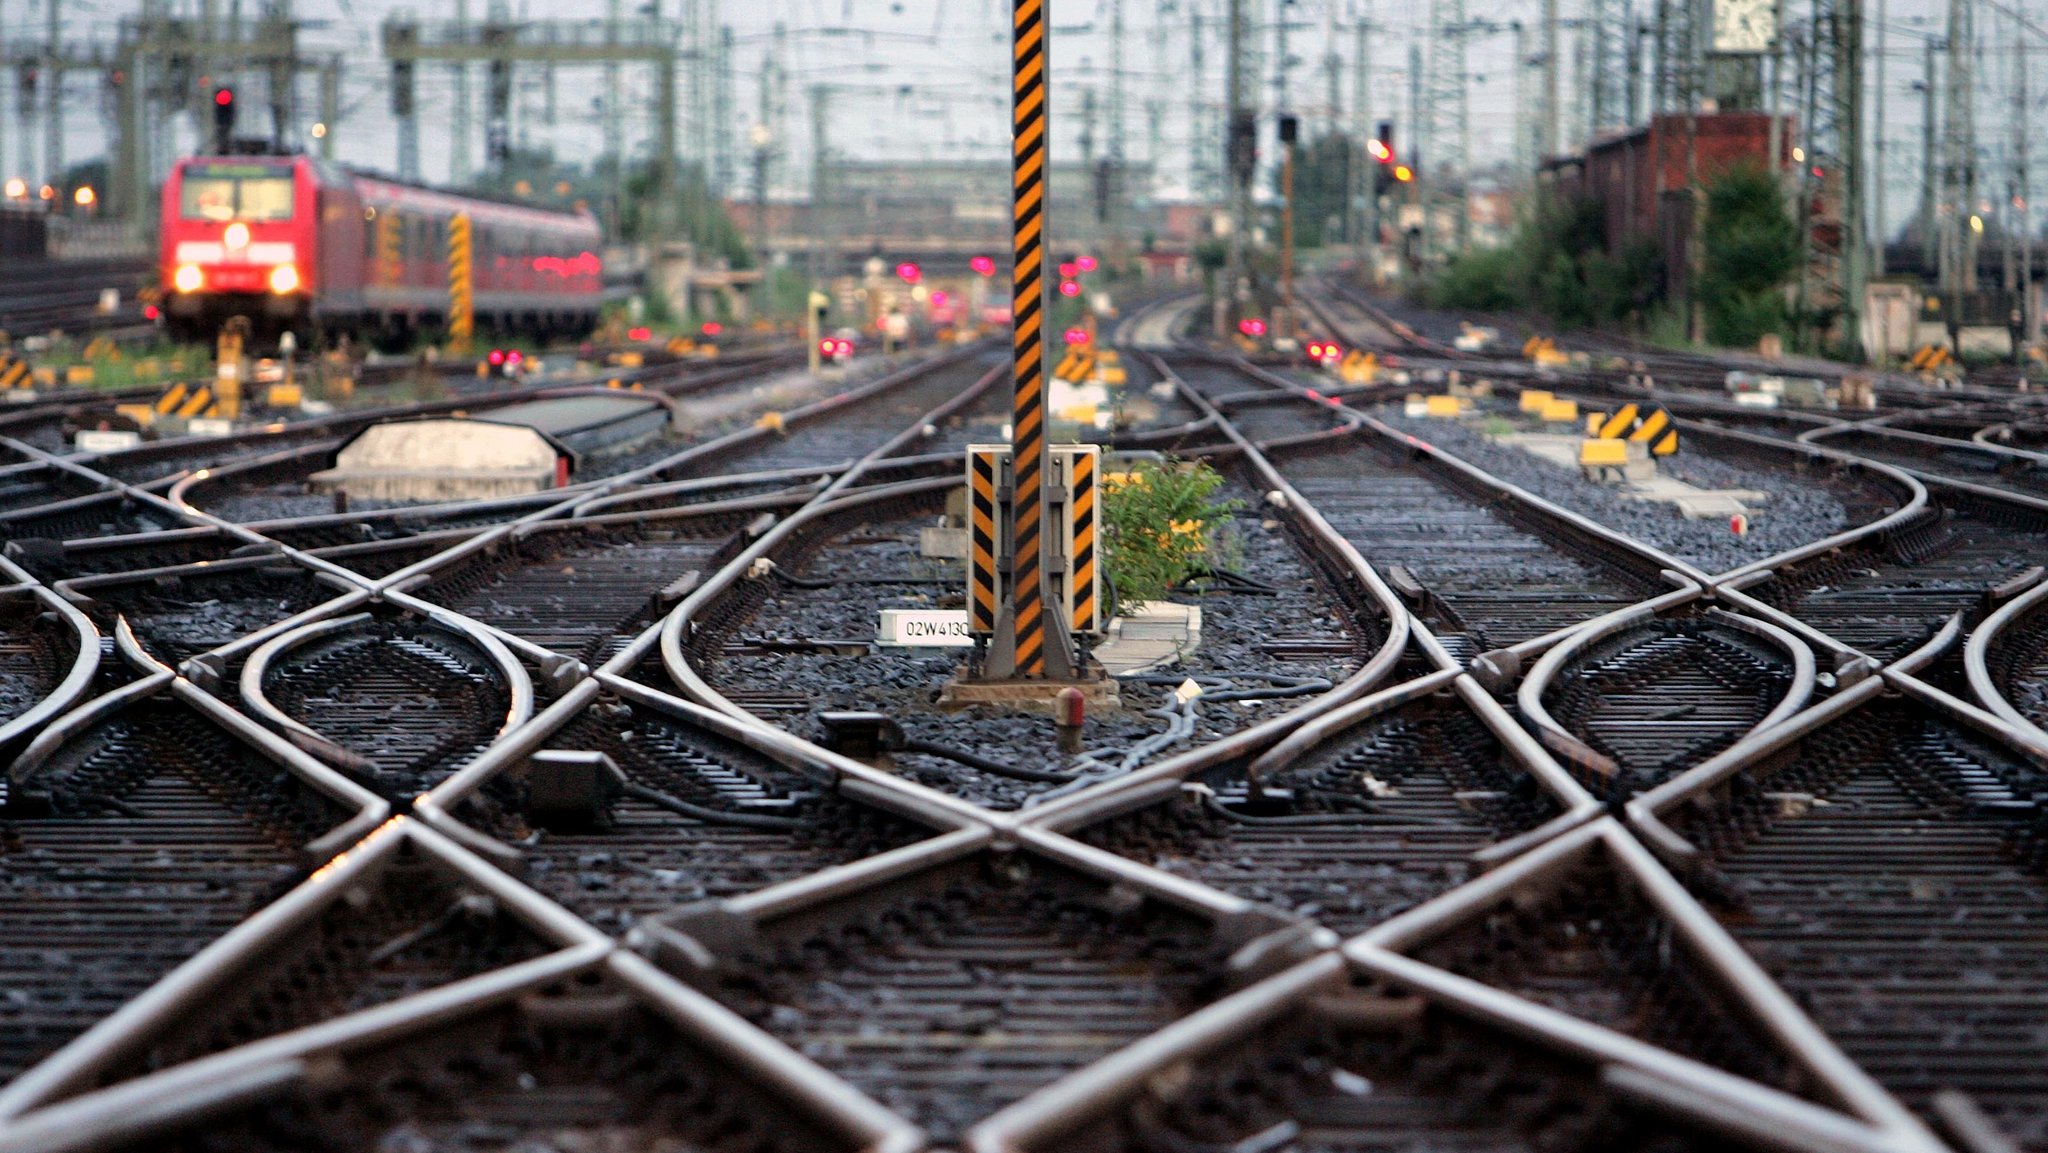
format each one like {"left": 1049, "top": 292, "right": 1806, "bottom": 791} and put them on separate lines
{"left": 897, "top": 738, "right": 1079, "bottom": 783}
{"left": 620, "top": 780, "right": 807, "bottom": 830}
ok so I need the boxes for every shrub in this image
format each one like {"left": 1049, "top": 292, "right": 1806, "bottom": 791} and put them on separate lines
{"left": 1100, "top": 459, "right": 1243, "bottom": 610}
{"left": 1698, "top": 163, "right": 1799, "bottom": 347}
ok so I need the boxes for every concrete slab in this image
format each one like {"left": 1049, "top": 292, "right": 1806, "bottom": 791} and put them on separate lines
{"left": 1094, "top": 601, "right": 1202, "bottom": 676}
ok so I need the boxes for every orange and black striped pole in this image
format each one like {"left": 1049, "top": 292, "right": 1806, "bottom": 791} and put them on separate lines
{"left": 994, "top": 0, "right": 1071, "bottom": 679}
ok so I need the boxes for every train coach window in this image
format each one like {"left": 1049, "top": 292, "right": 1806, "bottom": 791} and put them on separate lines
{"left": 180, "top": 174, "right": 295, "bottom": 222}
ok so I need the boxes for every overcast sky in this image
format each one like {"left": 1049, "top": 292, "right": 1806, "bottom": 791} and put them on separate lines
{"left": 3, "top": 0, "right": 2038, "bottom": 242}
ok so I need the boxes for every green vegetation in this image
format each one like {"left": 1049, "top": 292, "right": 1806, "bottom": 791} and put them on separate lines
{"left": 1428, "top": 195, "right": 1661, "bottom": 328}
{"left": 1100, "top": 459, "right": 1243, "bottom": 609}
{"left": 1428, "top": 165, "right": 1799, "bottom": 347}
{"left": 1697, "top": 163, "right": 1799, "bottom": 348}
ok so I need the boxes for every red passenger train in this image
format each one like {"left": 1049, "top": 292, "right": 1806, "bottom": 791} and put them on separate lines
{"left": 160, "top": 154, "right": 604, "bottom": 346}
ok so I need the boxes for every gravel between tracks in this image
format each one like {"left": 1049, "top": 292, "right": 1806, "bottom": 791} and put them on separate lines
{"left": 1378, "top": 405, "right": 1849, "bottom": 575}
{"left": 700, "top": 480, "right": 1369, "bottom": 810}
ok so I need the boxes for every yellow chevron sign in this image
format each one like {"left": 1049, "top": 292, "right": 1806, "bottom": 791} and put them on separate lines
{"left": 1629, "top": 406, "right": 1678, "bottom": 455}
{"left": 1597, "top": 404, "right": 1640, "bottom": 440}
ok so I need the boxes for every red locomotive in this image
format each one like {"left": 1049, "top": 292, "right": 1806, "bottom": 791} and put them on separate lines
{"left": 160, "top": 154, "right": 603, "bottom": 346}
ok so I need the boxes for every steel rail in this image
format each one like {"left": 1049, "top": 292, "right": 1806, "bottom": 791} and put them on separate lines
{"left": 658, "top": 364, "right": 1004, "bottom": 721}
{"left": 0, "top": 553, "right": 102, "bottom": 763}
{"left": 1962, "top": 575, "right": 2048, "bottom": 741}
{"left": 1514, "top": 604, "right": 1816, "bottom": 784}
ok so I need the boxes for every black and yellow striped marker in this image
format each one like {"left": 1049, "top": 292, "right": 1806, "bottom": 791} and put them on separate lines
{"left": 1629, "top": 406, "right": 1678, "bottom": 455}
{"left": 968, "top": 446, "right": 1004, "bottom": 635}
{"left": 997, "top": 0, "right": 1064, "bottom": 678}
{"left": 448, "top": 212, "right": 474, "bottom": 353}
{"left": 0, "top": 349, "right": 30, "bottom": 391}
{"left": 1597, "top": 403, "right": 1639, "bottom": 440}
{"left": 1068, "top": 446, "right": 1098, "bottom": 635}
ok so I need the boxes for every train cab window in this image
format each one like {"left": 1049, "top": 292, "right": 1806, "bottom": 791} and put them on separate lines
{"left": 180, "top": 172, "right": 296, "bottom": 222}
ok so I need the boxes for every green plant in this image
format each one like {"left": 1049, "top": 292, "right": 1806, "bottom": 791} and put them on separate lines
{"left": 1100, "top": 458, "right": 1243, "bottom": 610}
{"left": 1697, "top": 163, "right": 1798, "bottom": 347}
{"left": 1427, "top": 194, "right": 1663, "bottom": 330}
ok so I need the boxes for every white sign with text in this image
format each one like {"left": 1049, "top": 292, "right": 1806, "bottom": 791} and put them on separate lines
{"left": 878, "top": 609, "right": 973, "bottom": 647}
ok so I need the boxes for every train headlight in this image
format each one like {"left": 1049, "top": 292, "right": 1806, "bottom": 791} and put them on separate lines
{"left": 173, "top": 263, "right": 204, "bottom": 293}
{"left": 223, "top": 222, "right": 250, "bottom": 250}
{"left": 268, "top": 263, "right": 301, "bottom": 294}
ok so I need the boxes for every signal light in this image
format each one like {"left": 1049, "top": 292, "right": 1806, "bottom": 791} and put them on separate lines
{"left": 701, "top": 321, "right": 723, "bottom": 336}
{"left": 627, "top": 326, "right": 652, "bottom": 341}
{"left": 970, "top": 255, "right": 996, "bottom": 276}
{"left": 1369, "top": 139, "right": 1392, "bottom": 162}
{"left": 212, "top": 87, "right": 236, "bottom": 154}
{"left": 1393, "top": 164, "right": 1413, "bottom": 182}
{"left": 488, "top": 349, "right": 507, "bottom": 366}
{"left": 1059, "top": 280, "right": 1081, "bottom": 298}
{"left": 820, "top": 337, "right": 854, "bottom": 361}
{"left": 1058, "top": 262, "right": 1078, "bottom": 279}
{"left": 1306, "top": 341, "right": 1342, "bottom": 365}
{"left": 895, "top": 262, "right": 921, "bottom": 283}
{"left": 143, "top": 304, "right": 160, "bottom": 320}
{"left": 1075, "top": 255, "right": 1097, "bottom": 273}
{"left": 1238, "top": 317, "right": 1268, "bottom": 338}
{"left": 1063, "top": 327, "right": 1090, "bottom": 345}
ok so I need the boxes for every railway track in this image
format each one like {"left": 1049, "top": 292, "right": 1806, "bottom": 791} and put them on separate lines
{"left": 6, "top": 287, "right": 2048, "bottom": 1153}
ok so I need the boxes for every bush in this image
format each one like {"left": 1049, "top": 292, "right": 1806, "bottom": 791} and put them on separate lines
{"left": 1430, "top": 245, "right": 1524, "bottom": 311}
{"left": 1428, "top": 195, "right": 1662, "bottom": 329}
{"left": 1697, "top": 163, "right": 1798, "bottom": 347}
{"left": 1100, "top": 459, "right": 1243, "bottom": 610}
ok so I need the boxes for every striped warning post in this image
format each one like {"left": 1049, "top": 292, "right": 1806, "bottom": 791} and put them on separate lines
{"left": 0, "top": 349, "right": 30, "bottom": 391}
{"left": 968, "top": 446, "right": 1005, "bottom": 635}
{"left": 1629, "top": 406, "right": 1678, "bottom": 455}
{"left": 1066, "top": 445, "right": 1100, "bottom": 635}
{"left": 376, "top": 211, "right": 402, "bottom": 285}
{"left": 447, "top": 212, "right": 475, "bottom": 353}
{"left": 1003, "top": 0, "right": 1056, "bottom": 677}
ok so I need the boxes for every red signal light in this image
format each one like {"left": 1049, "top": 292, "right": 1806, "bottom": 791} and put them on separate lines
{"left": 143, "top": 304, "right": 160, "bottom": 320}
{"left": 1059, "top": 280, "right": 1081, "bottom": 298}
{"left": 1075, "top": 255, "right": 1097, "bottom": 272}
{"left": 487, "top": 349, "right": 507, "bottom": 366}
{"left": 214, "top": 88, "right": 234, "bottom": 107}
{"left": 896, "top": 262, "right": 921, "bottom": 283}
{"left": 970, "top": 255, "right": 996, "bottom": 276}
{"left": 700, "top": 321, "right": 723, "bottom": 336}
{"left": 1238, "top": 317, "right": 1268, "bottom": 338}
{"left": 1063, "top": 327, "right": 1090, "bottom": 345}
{"left": 1058, "top": 262, "right": 1078, "bottom": 279}
{"left": 1368, "top": 139, "right": 1392, "bottom": 162}
{"left": 627, "top": 326, "right": 652, "bottom": 341}
{"left": 819, "top": 338, "right": 837, "bottom": 356}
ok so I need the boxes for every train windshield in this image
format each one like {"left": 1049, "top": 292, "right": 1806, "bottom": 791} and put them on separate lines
{"left": 180, "top": 165, "right": 296, "bottom": 222}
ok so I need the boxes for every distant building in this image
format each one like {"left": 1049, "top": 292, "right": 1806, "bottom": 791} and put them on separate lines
{"left": 1544, "top": 112, "right": 1793, "bottom": 301}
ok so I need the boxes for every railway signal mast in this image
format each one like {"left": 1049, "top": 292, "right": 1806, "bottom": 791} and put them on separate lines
{"left": 980, "top": 0, "right": 1076, "bottom": 682}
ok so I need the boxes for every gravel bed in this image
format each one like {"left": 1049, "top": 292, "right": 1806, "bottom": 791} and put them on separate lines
{"left": 699, "top": 483, "right": 1371, "bottom": 810}
{"left": 1378, "top": 404, "right": 1851, "bottom": 574}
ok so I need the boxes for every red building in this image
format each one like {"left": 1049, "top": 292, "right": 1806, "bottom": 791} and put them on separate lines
{"left": 1546, "top": 112, "right": 1794, "bottom": 300}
